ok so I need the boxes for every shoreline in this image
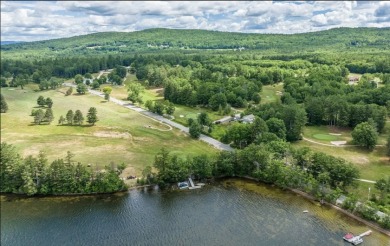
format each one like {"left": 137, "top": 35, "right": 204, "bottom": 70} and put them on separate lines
{"left": 289, "top": 188, "right": 390, "bottom": 237}
{"left": 235, "top": 176, "right": 390, "bottom": 237}
{"left": 131, "top": 177, "right": 390, "bottom": 237}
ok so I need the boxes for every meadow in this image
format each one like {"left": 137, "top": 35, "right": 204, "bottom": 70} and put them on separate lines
{"left": 0, "top": 84, "right": 218, "bottom": 178}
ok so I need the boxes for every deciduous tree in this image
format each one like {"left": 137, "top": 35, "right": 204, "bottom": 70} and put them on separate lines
{"left": 0, "top": 93, "right": 8, "bottom": 113}
{"left": 352, "top": 122, "right": 378, "bottom": 150}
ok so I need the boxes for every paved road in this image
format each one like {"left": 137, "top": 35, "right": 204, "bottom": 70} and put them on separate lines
{"left": 63, "top": 82, "right": 233, "bottom": 151}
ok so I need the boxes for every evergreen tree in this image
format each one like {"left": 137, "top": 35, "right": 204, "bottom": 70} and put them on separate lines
{"left": 34, "top": 109, "right": 45, "bottom": 124}
{"left": 66, "top": 110, "right": 74, "bottom": 125}
{"left": 65, "top": 87, "right": 73, "bottom": 96}
{"left": 87, "top": 107, "right": 98, "bottom": 125}
{"left": 73, "top": 110, "right": 84, "bottom": 125}
{"left": 45, "top": 97, "right": 53, "bottom": 108}
{"left": 0, "top": 93, "right": 8, "bottom": 113}
{"left": 37, "top": 95, "right": 46, "bottom": 107}
{"left": 58, "top": 115, "right": 65, "bottom": 125}
{"left": 44, "top": 108, "right": 54, "bottom": 123}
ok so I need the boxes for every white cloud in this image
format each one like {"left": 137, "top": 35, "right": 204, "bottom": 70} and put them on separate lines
{"left": 1, "top": 1, "right": 389, "bottom": 41}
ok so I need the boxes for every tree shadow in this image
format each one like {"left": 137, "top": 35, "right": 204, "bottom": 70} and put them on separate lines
{"left": 57, "top": 124, "right": 94, "bottom": 127}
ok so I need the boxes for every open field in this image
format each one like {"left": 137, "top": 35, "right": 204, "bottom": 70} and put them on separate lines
{"left": 1, "top": 84, "right": 218, "bottom": 177}
{"left": 292, "top": 141, "right": 389, "bottom": 182}
{"left": 260, "top": 83, "right": 283, "bottom": 104}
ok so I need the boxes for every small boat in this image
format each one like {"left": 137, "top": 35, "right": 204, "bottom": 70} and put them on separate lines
{"left": 343, "top": 230, "right": 371, "bottom": 245}
{"left": 351, "top": 236, "right": 363, "bottom": 245}
{"left": 303, "top": 210, "right": 309, "bottom": 213}
{"left": 177, "top": 181, "right": 189, "bottom": 189}
{"left": 343, "top": 233, "right": 355, "bottom": 242}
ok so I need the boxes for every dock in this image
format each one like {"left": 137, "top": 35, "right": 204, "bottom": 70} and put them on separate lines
{"left": 188, "top": 178, "right": 202, "bottom": 190}
{"left": 343, "top": 230, "right": 372, "bottom": 245}
{"left": 358, "top": 230, "right": 372, "bottom": 238}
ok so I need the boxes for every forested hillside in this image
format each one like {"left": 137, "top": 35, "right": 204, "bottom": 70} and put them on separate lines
{"left": 1, "top": 27, "right": 390, "bottom": 60}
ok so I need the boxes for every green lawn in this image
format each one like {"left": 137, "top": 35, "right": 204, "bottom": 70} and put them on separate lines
{"left": 260, "top": 83, "right": 283, "bottom": 104}
{"left": 303, "top": 125, "right": 352, "bottom": 143}
{"left": 1, "top": 84, "right": 218, "bottom": 176}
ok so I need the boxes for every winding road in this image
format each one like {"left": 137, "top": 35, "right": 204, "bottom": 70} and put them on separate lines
{"left": 63, "top": 82, "right": 233, "bottom": 151}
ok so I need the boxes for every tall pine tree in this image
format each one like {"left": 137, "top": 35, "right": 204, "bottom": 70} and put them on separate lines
{"left": 86, "top": 107, "right": 98, "bottom": 125}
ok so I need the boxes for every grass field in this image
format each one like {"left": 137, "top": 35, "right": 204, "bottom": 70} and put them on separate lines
{"left": 303, "top": 125, "right": 352, "bottom": 143}
{"left": 0, "top": 84, "right": 218, "bottom": 177}
{"left": 260, "top": 83, "right": 283, "bottom": 104}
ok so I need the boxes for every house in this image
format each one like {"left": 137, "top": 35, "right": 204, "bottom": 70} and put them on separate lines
{"left": 348, "top": 76, "right": 360, "bottom": 85}
{"left": 241, "top": 114, "right": 255, "bottom": 124}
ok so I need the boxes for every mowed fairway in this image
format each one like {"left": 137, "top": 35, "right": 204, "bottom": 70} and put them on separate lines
{"left": 1, "top": 85, "right": 217, "bottom": 175}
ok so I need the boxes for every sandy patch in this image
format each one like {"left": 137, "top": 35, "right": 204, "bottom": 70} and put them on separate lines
{"left": 93, "top": 131, "right": 132, "bottom": 139}
{"left": 351, "top": 156, "right": 370, "bottom": 165}
{"left": 329, "top": 133, "right": 342, "bottom": 136}
{"left": 331, "top": 141, "right": 347, "bottom": 146}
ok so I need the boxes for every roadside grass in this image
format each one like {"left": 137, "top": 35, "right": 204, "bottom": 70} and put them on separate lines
{"left": 0, "top": 84, "right": 218, "bottom": 176}
{"left": 209, "top": 124, "right": 227, "bottom": 140}
{"left": 260, "top": 83, "right": 283, "bottom": 104}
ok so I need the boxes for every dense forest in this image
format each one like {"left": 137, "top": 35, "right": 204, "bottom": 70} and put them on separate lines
{"left": 2, "top": 27, "right": 390, "bottom": 60}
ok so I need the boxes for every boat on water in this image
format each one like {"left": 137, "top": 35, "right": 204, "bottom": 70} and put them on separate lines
{"left": 343, "top": 233, "right": 355, "bottom": 242}
{"left": 178, "top": 181, "right": 189, "bottom": 189}
{"left": 343, "top": 230, "right": 371, "bottom": 245}
{"left": 351, "top": 237, "right": 363, "bottom": 245}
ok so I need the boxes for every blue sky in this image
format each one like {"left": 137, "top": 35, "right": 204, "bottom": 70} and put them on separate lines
{"left": 1, "top": 1, "right": 390, "bottom": 41}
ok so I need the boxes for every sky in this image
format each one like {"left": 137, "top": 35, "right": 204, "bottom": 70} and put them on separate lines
{"left": 1, "top": 1, "right": 390, "bottom": 42}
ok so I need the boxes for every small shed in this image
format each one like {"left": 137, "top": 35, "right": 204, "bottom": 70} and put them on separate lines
{"left": 336, "top": 195, "right": 347, "bottom": 206}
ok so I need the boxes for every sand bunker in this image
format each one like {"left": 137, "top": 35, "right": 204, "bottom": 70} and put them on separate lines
{"left": 93, "top": 131, "right": 132, "bottom": 139}
{"left": 330, "top": 141, "right": 347, "bottom": 146}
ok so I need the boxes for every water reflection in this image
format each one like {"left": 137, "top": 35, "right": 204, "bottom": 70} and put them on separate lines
{"left": 1, "top": 179, "right": 388, "bottom": 246}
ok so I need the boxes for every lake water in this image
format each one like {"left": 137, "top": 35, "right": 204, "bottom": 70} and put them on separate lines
{"left": 1, "top": 179, "right": 389, "bottom": 246}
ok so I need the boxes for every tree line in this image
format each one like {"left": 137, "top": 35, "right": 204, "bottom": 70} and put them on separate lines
{"left": 147, "top": 140, "right": 359, "bottom": 197}
{"left": 0, "top": 143, "right": 126, "bottom": 196}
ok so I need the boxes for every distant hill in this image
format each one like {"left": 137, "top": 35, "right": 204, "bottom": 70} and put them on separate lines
{"left": 1, "top": 41, "right": 25, "bottom": 45}
{"left": 1, "top": 27, "right": 390, "bottom": 59}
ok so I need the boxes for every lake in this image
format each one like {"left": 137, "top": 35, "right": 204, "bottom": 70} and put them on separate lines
{"left": 1, "top": 179, "right": 389, "bottom": 246}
